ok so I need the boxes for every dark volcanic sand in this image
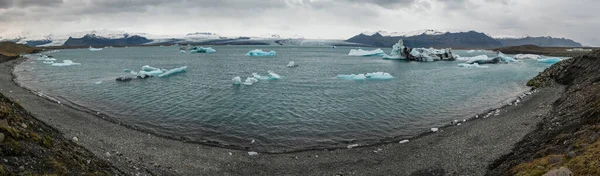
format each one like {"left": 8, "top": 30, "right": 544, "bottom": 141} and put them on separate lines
{"left": 1, "top": 57, "right": 563, "bottom": 175}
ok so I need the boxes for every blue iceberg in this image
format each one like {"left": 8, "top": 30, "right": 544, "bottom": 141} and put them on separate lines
{"left": 247, "top": 49, "right": 276, "bottom": 56}
{"left": 243, "top": 77, "right": 259, "bottom": 85}
{"left": 348, "top": 48, "right": 384, "bottom": 57}
{"left": 267, "top": 70, "right": 280, "bottom": 80}
{"left": 158, "top": 66, "right": 188, "bottom": 78}
{"left": 252, "top": 73, "right": 270, "bottom": 80}
{"left": 498, "top": 52, "right": 517, "bottom": 62}
{"left": 537, "top": 57, "right": 562, "bottom": 64}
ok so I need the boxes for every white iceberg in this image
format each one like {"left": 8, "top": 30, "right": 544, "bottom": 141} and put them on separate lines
{"left": 158, "top": 66, "right": 187, "bottom": 78}
{"left": 537, "top": 57, "right": 562, "bottom": 64}
{"left": 88, "top": 47, "right": 102, "bottom": 51}
{"left": 247, "top": 49, "right": 276, "bottom": 56}
{"left": 458, "top": 63, "right": 489, "bottom": 68}
{"left": 248, "top": 151, "right": 259, "bottom": 156}
{"left": 431, "top": 128, "right": 439, "bottom": 132}
{"left": 514, "top": 54, "right": 542, "bottom": 60}
{"left": 142, "top": 65, "right": 160, "bottom": 72}
{"left": 365, "top": 72, "right": 394, "bottom": 79}
{"left": 51, "top": 60, "right": 81, "bottom": 67}
{"left": 382, "top": 40, "right": 406, "bottom": 60}
{"left": 286, "top": 61, "right": 298, "bottom": 68}
{"left": 267, "top": 70, "right": 281, "bottom": 79}
{"left": 252, "top": 73, "right": 270, "bottom": 80}
{"left": 190, "top": 46, "right": 216, "bottom": 53}
{"left": 243, "top": 77, "right": 259, "bottom": 85}
{"left": 467, "top": 50, "right": 475, "bottom": 53}
{"left": 498, "top": 52, "right": 517, "bottom": 62}
{"left": 180, "top": 50, "right": 186, "bottom": 53}
{"left": 337, "top": 72, "right": 393, "bottom": 80}
{"left": 43, "top": 61, "right": 55, "bottom": 64}
{"left": 399, "top": 140, "right": 409, "bottom": 144}
{"left": 348, "top": 48, "right": 384, "bottom": 57}
{"left": 232, "top": 76, "right": 242, "bottom": 85}
{"left": 44, "top": 58, "right": 57, "bottom": 61}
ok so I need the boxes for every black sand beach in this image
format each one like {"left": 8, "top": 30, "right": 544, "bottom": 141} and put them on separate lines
{"left": 1, "top": 57, "right": 563, "bottom": 175}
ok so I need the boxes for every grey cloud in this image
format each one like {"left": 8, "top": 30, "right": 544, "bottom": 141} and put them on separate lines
{"left": 0, "top": 0, "right": 63, "bottom": 9}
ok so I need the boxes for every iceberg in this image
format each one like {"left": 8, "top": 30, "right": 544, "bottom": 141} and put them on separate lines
{"left": 247, "top": 49, "right": 276, "bottom": 56}
{"left": 337, "top": 72, "right": 393, "bottom": 80}
{"left": 44, "top": 58, "right": 57, "bottom": 61}
{"left": 348, "top": 48, "right": 384, "bottom": 57}
{"left": 180, "top": 50, "right": 186, "bottom": 53}
{"left": 123, "top": 68, "right": 133, "bottom": 73}
{"left": 190, "top": 46, "right": 216, "bottom": 53}
{"left": 457, "top": 63, "right": 489, "bottom": 68}
{"left": 243, "top": 77, "right": 259, "bottom": 85}
{"left": 365, "top": 72, "right": 394, "bottom": 79}
{"left": 158, "top": 66, "right": 188, "bottom": 78}
{"left": 232, "top": 76, "right": 242, "bottom": 85}
{"left": 498, "top": 52, "right": 517, "bottom": 62}
{"left": 267, "top": 70, "right": 281, "bottom": 79}
{"left": 467, "top": 50, "right": 475, "bottom": 53}
{"left": 252, "top": 73, "right": 270, "bottom": 80}
{"left": 286, "top": 61, "right": 298, "bottom": 68}
{"left": 138, "top": 70, "right": 163, "bottom": 77}
{"left": 142, "top": 65, "right": 161, "bottom": 72}
{"left": 88, "top": 47, "right": 102, "bottom": 51}
{"left": 514, "top": 54, "right": 542, "bottom": 60}
{"left": 537, "top": 57, "right": 562, "bottom": 64}
{"left": 382, "top": 40, "right": 407, "bottom": 60}
{"left": 406, "top": 47, "right": 456, "bottom": 62}
{"left": 51, "top": 60, "right": 81, "bottom": 67}
{"left": 43, "top": 61, "right": 54, "bottom": 64}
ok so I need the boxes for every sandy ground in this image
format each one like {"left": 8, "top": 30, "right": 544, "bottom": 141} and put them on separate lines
{"left": 0, "top": 57, "right": 563, "bottom": 176}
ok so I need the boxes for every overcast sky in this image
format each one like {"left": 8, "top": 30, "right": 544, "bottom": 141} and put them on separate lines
{"left": 0, "top": 0, "right": 598, "bottom": 46}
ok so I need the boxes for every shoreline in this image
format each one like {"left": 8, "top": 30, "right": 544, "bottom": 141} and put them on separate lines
{"left": 2, "top": 57, "right": 563, "bottom": 175}
{"left": 12, "top": 57, "right": 533, "bottom": 154}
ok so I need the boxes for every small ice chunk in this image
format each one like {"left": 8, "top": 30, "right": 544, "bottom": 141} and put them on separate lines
{"left": 467, "top": 50, "right": 475, "bottom": 53}
{"left": 232, "top": 76, "right": 242, "bottom": 85}
{"left": 51, "top": 60, "right": 81, "bottom": 67}
{"left": 252, "top": 73, "right": 270, "bottom": 80}
{"left": 348, "top": 48, "right": 384, "bottom": 57}
{"left": 44, "top": 58, "right": 57, "bottom": 61}
{"left": 365, "top": 72, "right": 394, "bottom": 79}
{"left": 89, "top": 47, "right": 102, "bottom": 51}
{"left": 286, "top": 61, "right": 298, "bottom": 68}
{"left": 431, "top": 128, "right": 439, "bottom": 132}
{"left": 399, "top": 139, "right": 409, "bottom": 144}
{"left": 94, "top": 81, "right": 102, "bottom": 84}
{"left": 142, "top": 65, "right": 160, "bottom": 72}
{"left": 248, "top": 151, "right": 259, "bottom": 156}
{"left": 243, "top": 77, "right": 259, "bottom": 85}
{"left": 537, "top": 57, "right": 562, "bottom": 64}
{"left": 247, "top": 49, "right": 276, "bottom": 56}
{"left": 43, "top": 61, "right": 55, "bottom": 64}
{"left": 347, "top": 144, "right": 360, "bottom": 149}
{"left": 180, "top": 50, "right": 186, "bottom": 53}
{"left": 457, "top": 63, "right": 489, "bottom": 68}
{"left": 124, "top": 68, "right": 133, "bottom": 73}
{"left": 158, "top": 66, "right": 187, "bottom": 78}
{"left": 267, "top": 70, "right": 280, "bottom": 79}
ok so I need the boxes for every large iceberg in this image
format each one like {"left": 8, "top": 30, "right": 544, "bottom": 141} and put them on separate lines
{"left": 537, "top": 57, "right": 562, "bottom": 64}
{"left": 348, "top": 48, "right": 384, "bottom": 57}
{"left": 247, "top": 49, "right": 276, "bottom": 56}
{"left": 382, "top": 40, "right": 407, "bottom": 60}
{"left": 190, "top": 46, "right": 216, "bottom": 53}
{"left": 337, "top": 72, "right": 394, "bottom": 80}
{"left": 407, "top": 47, "right": 456, "bottom": 62}
{"left": 51, "top": 60, "right": 81, "bottom": 67}
{"left": 459, "top": 53, "right": 515, "bottom": 65}
{"left": 498, "top": 52, "right": 517, "bottom": 62}
{"left": 514, "top": 54, "right": 542, "bottom": 60}
{"left": 252, "top": 73, "right": 270, "bottom": 80}
{"left": 158, "top": 66, "right": 188, "bottom": 78}
{"left": 458, "top": 63, "right": 489, "bottom": 68}
{"left": 88, "top": 47, "right": 102, "bottom": 51}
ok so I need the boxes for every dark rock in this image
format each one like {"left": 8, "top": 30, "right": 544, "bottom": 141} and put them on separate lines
{"left": 0, "top": 132, "right": 5, "bottom": 143}
{"left": 566, "top": 151, "right": 576, "bottom": 158}
{"left": 115, "top": 76, "right": 133, "bottom": 82}
{"left": 63, "top": 34, "right": 152, "bottom": 47}
{"left": 347, "top": 31, "right": 503, "bottom": 48}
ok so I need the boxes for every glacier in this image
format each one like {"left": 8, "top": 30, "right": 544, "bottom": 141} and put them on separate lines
{"left": 51, "top": 60, "right": 81, "bottom": 67}
{"left": 158, "top": 66, "right": 188, "bottom": 78}
{"left": 537, "top": 57, "right": 562, "bottom": 64}
{"left": 190, "top": 46, "right": 216, "bottom": 53}
{"left": 247, "top": 49, "right": 276, "bottom": 56}
{"left": 348, "top": 48, "right": 384, "bottom": 57}
{"left": 458, "top": 63, "right": 489, "bottom": 68}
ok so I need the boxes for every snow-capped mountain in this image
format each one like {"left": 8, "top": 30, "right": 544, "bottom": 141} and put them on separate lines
{"left": 361, "top": 29, "right": 448, "bottom": 37}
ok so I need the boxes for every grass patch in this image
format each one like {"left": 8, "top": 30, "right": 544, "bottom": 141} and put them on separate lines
{"left": 0, "top": 42, "right": 40, "bottom": 57}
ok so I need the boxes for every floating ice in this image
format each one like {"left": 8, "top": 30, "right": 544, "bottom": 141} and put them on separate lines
{"left": 407, "top": 47, "right": 456, "bottom": 62}
{"left": 460, "top": 55, "right": 499, "bottom": 64}
{"left": 286, "top": 61, "right": 298, "bottom": 68}
{"left": 138, "top": 70, "right": 163, "bottom": 77}
{"left": 247, "top": 49, "right": 276, "bottom": 56}
{"left": 51, "top": 60, "right": 81, "bottom": 67}
{"left": 498, "top": 52, "right": 517, "bottom": 62}
{"left": 382, "top": 40, "right": 406, "bottom": 60}
{"left": 232, "top": 76, "right": 242, "bottom": 85}
{"left": 514, "top": 54, "right": 542, "bottom": 60}
{"left": 142, "top": 65, "right": 160, "bottom": 72}
{"left": 399, "top": 140, "right": 409, "bottom": 144}
{"left": 267, "top": 70, "right": 280, "bottom": 79}
{"left": 248, "top": 151, "right": 259, "bottom": 156}
{"left": 243, "top": 77, "right": 259, "bottom": 85}
{"left": 431, "top": 128, "right": 439, "bottom": 132}
{"left": 95, "top": 81, "right": 102, "bottom": 84}
{"left": 88, "top": 47, "right": 102, "bottom": 51}
{"left": 190, "top": 46, "right": 216, "bottom": 53}
{"left": 43, "top": 61, "right": 55, "bottom": 64}
{"left": 124, "top": 68, "right": 133, "bottom": 73}
{"left": 457, "top": 63, "right": 489, "bottom": 68}
{"left": 337, "top": 72, "right": 393, "bottom": 80}
{"left": 158, "top": 66, "right": 187, "bottom": 78}
{"left": 44, "top": 58, "right": 57, "bottom": 61}
{"left": 252, "top": 73, "right": 270, "bottom": 80}
{"left": 347, "top": 144, "right": 360, "bottom": 149}
{"left": 180, "top": 50, "right": 186, "bottom": 53}
{"left": 467, "top": 50, "right": 475, "bottom": 53}
{"left": 348, "top": 48, "right": 384, "bottom": 57}
{"left": 537, "top": 57, "right": 562, "bottom": 64}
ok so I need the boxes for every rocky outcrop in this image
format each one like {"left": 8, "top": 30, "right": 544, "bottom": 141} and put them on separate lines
{"left": 487, "top": 50, "right": 600, "bottom": 175}
{"left": 63, "top": 34, "right": 151, "bottom": 47}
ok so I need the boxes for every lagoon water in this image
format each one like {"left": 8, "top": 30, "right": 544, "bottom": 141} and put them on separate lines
{"left": 15, "top": 46, "right": 552, "bottom": 152}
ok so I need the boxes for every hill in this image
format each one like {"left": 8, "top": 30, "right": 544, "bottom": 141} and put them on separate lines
{"left": 495, "top": 37, "right": 582, "bottom": 47}
{"left": 63, "top": 34, "right": 151, "bottom": 47}
{"left": 347, "top": 30, "right": 503, "bottom": 48}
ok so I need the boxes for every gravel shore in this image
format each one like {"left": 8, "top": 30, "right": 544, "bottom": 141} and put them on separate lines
{"left": 0, "top": 57, "right": 563, "bottom": 175}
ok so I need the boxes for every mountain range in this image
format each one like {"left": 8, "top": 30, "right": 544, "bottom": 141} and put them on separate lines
{"left": 0, "top": 29, "right": 584, "bottom": 48}
{"left": 347, "top": 30, "right": 583, "bottom": 48}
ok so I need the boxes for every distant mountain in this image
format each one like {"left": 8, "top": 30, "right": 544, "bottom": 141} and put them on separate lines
{"left": 347, "top": 30, "right": 503, "bottom": 48}
{"left": 63, "top": 34, "right": 151, "bottom": 47}
{"left": 494, "top": 36, "right": 582, "bottom": 47}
